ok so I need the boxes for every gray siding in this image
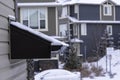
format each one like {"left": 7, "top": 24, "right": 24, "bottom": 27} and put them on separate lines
{"left": 80, "top": 24, "right": 106, "bottom": 57}
{"left": 43, "top": 7, "right": 56, "bottom": 36}
{"left": 116, "top": 6, "right": 120, "bottom": 20}
{"left": 79, "top": 5, "right": 100, "bottom": 20}
{"left": 17, "top": 0, "right": 56, "bottom": 3}
{"left": 80, "top": 23, "right": 120, "bottom": 57}
{"left": 0, "top": 0, "right": 27, "bottom": 80}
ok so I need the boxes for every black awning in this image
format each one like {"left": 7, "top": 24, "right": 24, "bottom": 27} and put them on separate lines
{"left": 10, "top": 22, "right": 51, "bottom": 59}
{"left": 10, "top": 22, "right": 68, "bottom": 59}
{"left": 51, "top": 45, "right": 62, "bottom": 51}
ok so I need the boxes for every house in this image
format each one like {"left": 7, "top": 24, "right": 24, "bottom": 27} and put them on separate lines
{"left": 59, "top": 0, "right": 120, "bottom": 58}
{"left": 17, "top": 0, "right": 61, "bottom": 36}
{"left": 0, "top": 0, "right": 68, "bottom": 79}
{"left": 0, "top": 0, "right": 27, "bottom": 80}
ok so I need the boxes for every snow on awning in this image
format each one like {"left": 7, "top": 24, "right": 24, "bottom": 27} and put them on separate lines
{"left": 70, "top": 38, "right": 83, "bottom": 43}
{"left": 17, "top": 2, "right": 62, "bottom": 7}
{"left": 67, "top": 16, "right": 120, "bottom": 24}
{"left": 10, "top": 22, "right": 69, "bottom": 47}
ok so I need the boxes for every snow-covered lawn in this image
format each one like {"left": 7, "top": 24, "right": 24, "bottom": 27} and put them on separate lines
{"left": 83, "top": 48, "right": 120, "bottom": 80}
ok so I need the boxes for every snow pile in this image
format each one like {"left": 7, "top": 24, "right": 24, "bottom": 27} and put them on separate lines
{"left": 83, "top": 48, "right": 120, "bottom": 80}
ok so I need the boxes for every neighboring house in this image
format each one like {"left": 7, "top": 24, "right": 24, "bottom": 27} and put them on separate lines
{"left": 17, "top": 0, "right": 61, "bottom": 36}
{"left": 59, "top": 0, "right": 120, "bottom": 57}
{"left": 0, "top": 0, "right": 27, "bottom": 80}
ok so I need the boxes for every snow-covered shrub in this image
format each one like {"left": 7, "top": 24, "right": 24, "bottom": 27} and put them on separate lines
{"left": 90, "top": 65, "right": 103, "bottom": 76}
{"left": 81, "top": 64, "right": 92, "bottom": 77}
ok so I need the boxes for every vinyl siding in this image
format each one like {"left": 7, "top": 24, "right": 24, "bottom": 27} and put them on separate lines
{"left": 116, "top": 6, "right": 120, "bottom": 20}
{"left": 0, "top": 0, "right": 27, "bottom": 80}
{"left": 80, "top": 24, "right": 106, "bottom": 56}
{"left": 43, "top": 7, "right": 56, "bottom": 35}
{"left": 79, "top": 5, "right": 100, "bottom": 20}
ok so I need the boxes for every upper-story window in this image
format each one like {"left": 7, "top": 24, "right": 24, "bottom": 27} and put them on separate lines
{"left": 61, "top": 6, "right": 67, "bottom": 18}
{"left": 21, "top": 8, "right": 48, "bottom": 31}
{"left": 103, "top": 4, "right": 112, "bottom": 16}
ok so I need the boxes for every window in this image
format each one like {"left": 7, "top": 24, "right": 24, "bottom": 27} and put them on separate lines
{"left": 21, "top": 8, "right": 28, "bottom": 26}
{"left": 103, "top": 4, "right": 112, "bottom": 16}
{"left": 29, "top": 9, "right": 38, "bottom": 29}
{"left": 106, "top": 25, "right": 112, "bottom": 35}
{"left": 81, "top": 23, "right": 87, "bottom": 36}
{"left": 74, "top": 4, "right": 79, "bottom": 14}
{"left": 61, "top": 6, "right": 67, "bottom": 18}
{"left": 21, "top": 8, "right": 47, "bottom": 31}
{"left": 59, "top": 24, "right": 67, "bottom": 36}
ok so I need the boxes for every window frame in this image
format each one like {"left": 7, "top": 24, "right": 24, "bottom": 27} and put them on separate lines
{"left": 81, "top": 23, "right": 87, "bottom": 36}
{"left": 106, "top": 25, "right": 112, "bottom": 35}
{"left": 103, "top": 4, "right": 112, "bottom": 16}
{"left": 20, "top": 7, "right": 48, "bottom": 31}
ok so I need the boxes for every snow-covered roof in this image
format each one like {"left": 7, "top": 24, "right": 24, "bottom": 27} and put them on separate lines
{"left": 17, "top": 2, "right": 62, "bottom": 7}
{"left": 67, "top": 16, "right": 120, "bottom": 24}
{"left": 62, "top": 0, "right": 120, "bottom": 5}
{"left": 10, "top": 22, "right": 69, "bottom": 47}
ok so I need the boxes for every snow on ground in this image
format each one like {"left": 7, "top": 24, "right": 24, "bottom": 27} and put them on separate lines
{"left": 83, "top": 48, "right": 120, "bottom": 80}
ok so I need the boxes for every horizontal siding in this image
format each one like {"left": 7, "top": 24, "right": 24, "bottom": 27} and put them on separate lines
{"left": 0, "top": 29, "right": 9, "bottom": 42}
{"left": 0, "top": 0, "right": 14, "bottom": 9}
{"left": 0, "top": 0, "right": 27, "bottom": 80}
{"left": 13, "top": 72, "right": 27, "bottom": 80}
{"left": 0, "top": 59, "right": 27, "bottom": 80}
{"left": 0, "top": 43, "right": 9, "bottom": 54}
{"left": 79, "top": 5, "right": 100, "bottom": 20}
{"left": 0, "top": 55, "right": 10, "bottom": 69}
{"left": 0, "top": 3, "right": 14, "bottom": 18}
{"left": 0, "top": 16, "right": 9, "bottom": 29}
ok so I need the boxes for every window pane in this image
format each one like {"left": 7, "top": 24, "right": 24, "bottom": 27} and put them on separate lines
{"left": 39, "top": 8, "right": 46, "bottom": 29}
{"left": 21, "top": 9, "right": 28, "bottom": 26}
{"left": 107, "top": 25, "right": 112, "bottom": 35}
{"left": 23, "top": 20, "right": 28, "bottom": 26}
{"left": 39, "top": 9, "right": 45, "bottom": 19}
{"left": 81, "top": 23, "right": 87, "bottom": 36}
{"left": 29, "top": 9, "right": 38, "bottom": 29}
{"left": 61, "top": 6, "right": 67, "bottom": 18}
{"left": 59, "top": 24, "right": 67, "bottom": 36}
{"left": 40, "top": 20, "right": 45, "bottom": 29}
{"left": 104, "top": 6, "right": 108, "bottom": 14}
{"left": 22, "top": 9, "right": 28, "bottom": 20}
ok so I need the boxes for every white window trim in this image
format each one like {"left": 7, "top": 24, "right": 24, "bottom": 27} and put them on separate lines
{"left": 20, "top": 7, "right": 48, "bottom": 31}
{"left": 106, "top": 25, "right": 112, "bottom": 35}
{"left": 81, "top": 23, "right": 87, "bottom": 36}
{"left": 103, "top": 4, "right": 112, "bottom": 16}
